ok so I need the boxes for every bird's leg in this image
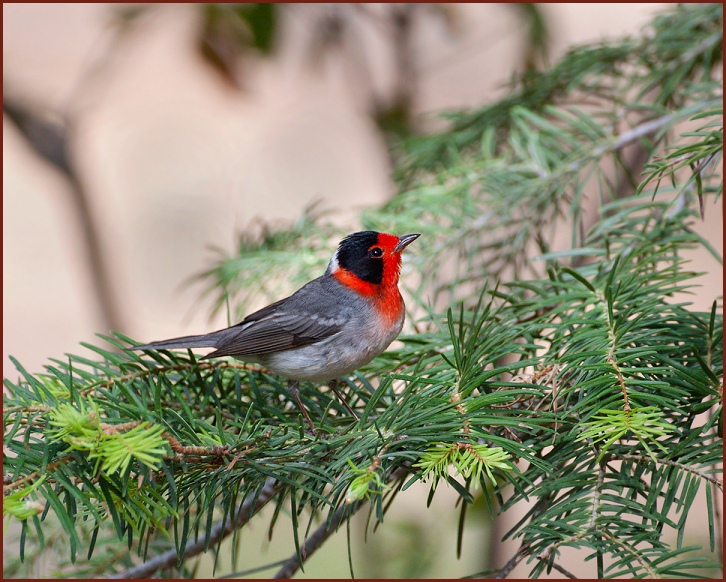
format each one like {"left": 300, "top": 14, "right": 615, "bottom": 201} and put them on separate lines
{"left": 329, "top": 379, "right": 359, "bottom": 421}
{"left": 288, "top": 379, "right": 317, "bottom": 433}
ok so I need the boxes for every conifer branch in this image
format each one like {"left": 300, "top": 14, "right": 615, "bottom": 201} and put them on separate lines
{"left": 110, "top": 477, "right": 281, "bottom": 579}
{"left": 3, "top": 4, "right": 721, "bottom": 578}
{"left": 598, "top": 530, "right": 659, "bottom": 579}
{"left": 272, "top": 498, "right": 356, "bottom": 579}
{"left": 493, "top": 544, "right": 528, "bottom": 579}
{"left": 3, "top": 455, "right": 75, "bottom": 494}
{"left": 273, "top": 466, "right": 411, "bottom": 579}
{"left": 613, "top": 453, "right": 723, "bottom": 490}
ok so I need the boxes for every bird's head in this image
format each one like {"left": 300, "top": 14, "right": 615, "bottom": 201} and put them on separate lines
{"left": 327, "top": 231, "right": 420, "bottom": 295}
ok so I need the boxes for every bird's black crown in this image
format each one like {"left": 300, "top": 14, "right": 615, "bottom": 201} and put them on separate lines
{"left": 336, "top": 231, "right": 384, "bottom": 284}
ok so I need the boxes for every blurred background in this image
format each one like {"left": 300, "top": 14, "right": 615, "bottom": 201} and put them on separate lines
{"left": 3, "top": 3, "right": 721, "bottom": 578}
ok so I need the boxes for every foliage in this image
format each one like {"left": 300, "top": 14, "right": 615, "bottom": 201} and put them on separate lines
{"left": 3, "top": 4, "right": 723, "bottom": 579}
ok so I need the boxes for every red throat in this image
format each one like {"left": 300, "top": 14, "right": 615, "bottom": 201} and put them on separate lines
{"left": 334, "top": 267, "right": 404, "bottom": 326}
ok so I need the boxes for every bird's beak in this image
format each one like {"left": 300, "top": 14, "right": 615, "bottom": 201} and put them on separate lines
{"left": 394, "top": 233, "right": 420, "bottom": 253}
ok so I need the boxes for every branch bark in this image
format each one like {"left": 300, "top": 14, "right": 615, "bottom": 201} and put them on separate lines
{"left": 4, "top": 93, "right": 125, "bottom": 333}
{"left": 492, "top": 544, "right": 528, "bottom": 579}
{"left": 110, "top": 477, "right": 282, "bottom": 579}
{"left": 271, "top": 498, "right": 358, "bottom": 579}
{"left": 272, "top": 466, "right": 409, "bottom": 579}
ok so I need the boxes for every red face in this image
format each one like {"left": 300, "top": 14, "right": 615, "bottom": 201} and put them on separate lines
{"left": 331, "top": 231, "right": 419, "bottom": 295}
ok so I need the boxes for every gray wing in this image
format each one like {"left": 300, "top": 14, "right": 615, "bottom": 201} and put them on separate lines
{"left": 135, "top": 276, "right": 351, "bottom": 358}
{"left": 204, "top": 276, "right": 348, "bottom": 358}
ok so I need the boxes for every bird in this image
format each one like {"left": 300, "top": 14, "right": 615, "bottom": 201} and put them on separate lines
{"left": 133, "top": 231, "right": 420, "bottom": 432}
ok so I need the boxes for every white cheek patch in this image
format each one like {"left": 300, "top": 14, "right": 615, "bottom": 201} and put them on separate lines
{"left": 327, "top": 250, "right": 340, "bottom": 274}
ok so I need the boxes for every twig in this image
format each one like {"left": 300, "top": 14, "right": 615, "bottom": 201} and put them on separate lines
{"left": 110, "top": 477, "right": 281, "bottom": 579}
{"left": 675, "top": 31, "right": 722, "bottom": 70}
{"left": 161, "top": 431, "right": 230, "bottom": 458}
{"left": 607, "top": 354, "right": 631, "bottom": 415}
{"left": 614, "top": 453, "right": 723, "bottom": 490}
{"left": 272, "top": 466, "right": 409, "bottom": 579}
{"left": 3, "top": 94, "right": 124, "bottom": 333}
{"left": 567, "top": 113, "right": 677, "bottom": 174}
{"left": 3, "top": 455, "right": 75, "bottom": 494}
{"left": 598, "top": 530, "right": 658, "bottom": 579}
{"left": 271, "top": 499, "right": 356, "bottom": 579}
{"left": 573, "top": 133, "right": 652, "bottom": 269}
{"left": 492, "top": 544, "right": 528, "bottom": 579}
{"left": 80, "top": 359, "right": 252, "bottom": 397}
{"left": 521, "top": 465, "right": 605, "bottom": 578}
{"left": 589, "top": 462, "right": 605, "bottom": 529}
{"left": 597, "top": 285, "right": 631, "bottom": 416}
{"left": 4, "top": 9, "right": 151, "bottom": 335}
{"left": 533, "top": 531, "right": 590, "bottom": 575}
{"left": 545, "top": 560, "right": 577, "bottom": 579}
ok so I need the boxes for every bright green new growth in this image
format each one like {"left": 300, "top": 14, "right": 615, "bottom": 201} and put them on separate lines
{"left": 577, "top": 407, "right": 674, "bottom": 463}
{"left": 344, "top": 458, "right": 391, "bottom": 505}
{"left": 47, "top": 400, "right": 167, "bottom": 475}
{"left": 3, "top": 477, "right": 47, "bottom": 523}
{"left": 3, "top": 4, "right": 722, "bottom": 579}
{"left": 414, "top": 443, "right": 512, "bottom": 491}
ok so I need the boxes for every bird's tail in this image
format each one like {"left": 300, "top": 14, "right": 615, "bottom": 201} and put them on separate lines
{"left": 133, "top": 332, "right": 220, "bottom": 351}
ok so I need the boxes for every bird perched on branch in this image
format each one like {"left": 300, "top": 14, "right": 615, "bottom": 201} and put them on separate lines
{"left": 134, "top": 231, "right": 420, "bottom": 432}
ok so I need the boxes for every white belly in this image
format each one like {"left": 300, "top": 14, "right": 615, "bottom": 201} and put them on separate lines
{"left": 257, "top": 311, "right": 405, "bottom": 382}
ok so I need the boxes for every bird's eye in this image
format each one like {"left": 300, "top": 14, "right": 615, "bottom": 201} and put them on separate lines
{"left": 369, "top": 247, "right": 383, "bottom": 258}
